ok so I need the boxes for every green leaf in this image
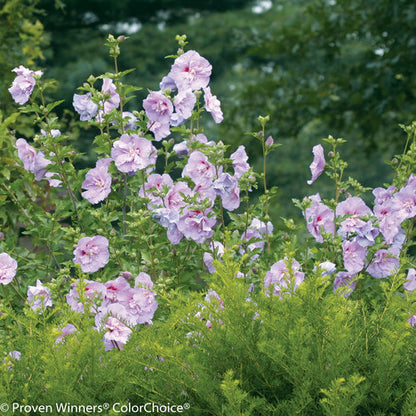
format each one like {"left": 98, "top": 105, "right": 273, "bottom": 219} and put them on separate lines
{"left": 46, "top": 100, "right": 65, "bottom": 113}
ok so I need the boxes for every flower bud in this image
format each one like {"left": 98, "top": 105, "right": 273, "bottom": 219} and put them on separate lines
{"left": 87, "top": 75, "right": 96, "bottom": 84}
{"left": 258, "top": 115, "right": 270, "bottom": 124}
{"left": 121, "top": 271, "right": 133, "bottom": 280}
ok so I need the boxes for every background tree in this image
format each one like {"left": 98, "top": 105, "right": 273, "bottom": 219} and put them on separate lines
{"left": 219, "top": 0, "right": 416, "bottom": 216}
{"left": 0, "top": 0, "right": 47, "bottom": 236}
{"left": 3, "top": 0, "right": 415, "bottom": 221}
{"left": 0, "top": 0, "right": 46, "bottom": 112}
{"left": 37, "top": 0, "right": 254, "bottom": 29}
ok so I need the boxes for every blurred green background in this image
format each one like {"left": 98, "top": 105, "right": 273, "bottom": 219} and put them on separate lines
{"left": 2, "top": 0, "right": 415, "bottom": 222}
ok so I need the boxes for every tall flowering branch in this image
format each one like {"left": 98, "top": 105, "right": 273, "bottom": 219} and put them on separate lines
{"left": 37, "top": 87, "right": 80, "bottom": 216}
{"left": 105, "top": 34, "right": 129, "bottom": 235}
{"left": 323, "top": 136, "right": 348, "bottom": 205}
{"left": 257, "top": 115, "right": 272, "bottom": 254}
{"left": 105, "top": 34, "right": 127, "bottom": 133}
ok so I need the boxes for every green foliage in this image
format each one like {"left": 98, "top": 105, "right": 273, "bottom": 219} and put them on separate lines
{"left": 0, "top": 0, "right": 46, "bottom": 112}
{"left": 0, "top": 0, "right": 49, "bottom": 245}
{"left": 320, "top": 375, "right": 367, "bottom": 416}
{"left": 2, "top": 253, "right": 416, "bottom": 414}
{"left": 402, "top": 386, "right": 416, "bottom": 416}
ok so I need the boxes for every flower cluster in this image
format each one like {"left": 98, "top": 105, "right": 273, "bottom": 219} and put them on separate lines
{"left": 111, "top": 134, "right": 157, "bottom": 174}
{"left": 307, "top": 144, "right": 325, "bottom": 185}
{"left": 73, "top": 78, "right": 120, "bottom": 122}
{"left": 1, "top": 249, "right": 52, "bottom": 313}
{"left": 81, "top": 158, "right": 112, "bottom": 204}
{"left": 55, "top": 324, "right": 77, "bottom": 344}
{"left": 240, "top": 218, "right": 273, "bottom": 261}
{"left": 73, "top": 235, "right": 110, "bottom": 273}
{"left": 264, "top": 258, "right": 305, "bottom": 298}
{"left": 134, "top": 51, "right": 227, "bottom": 244}
{"left": 0, "top": 253, "right": 17, "bottom": 286}
{"left": 9, "top": 65, "right": 42, "bottom": 105}
{"left": 66, "top": 272, "right": 158, "bottom": 350}
{"left": 27, "top": 279, "right": 53, "bottom": 312}
{"left": 144, "top": 50, "right": 222, "bottom": 141}
{"left": 139, "top": 134, "right": 247, "bottom": 245}
{"left": 16, "top": 138, "right": 61, "bottom": 187}
{"left": 80, "top": 132, "right": 158, "bottom": 204}
{"left": 302, "top": 145, "right": 416, "bottom": 296}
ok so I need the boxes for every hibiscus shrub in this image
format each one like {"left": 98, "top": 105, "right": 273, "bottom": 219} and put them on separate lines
{"left": 1, "top": 34, "right": 416, "bottom": 415}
